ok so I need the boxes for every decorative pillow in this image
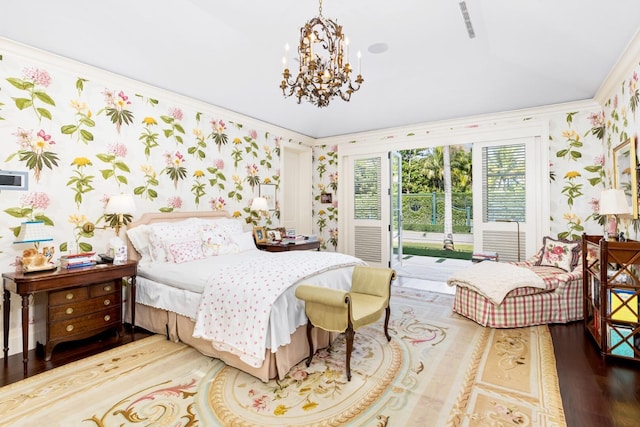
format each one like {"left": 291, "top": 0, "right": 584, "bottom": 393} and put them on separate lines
{"left": 537, "top": 236, "right": 580, "bottom": 272}
{"left": 232, "top": 231, "right": 257, "bottom": 252}
{"left": 201, "top": 223, "right": 229, "bottom": 257}
{"left": 147, "top": 219, "right": 202, "bottom": 263}
{"left": 166, "top": 238, "right": 205, "bottom": 264}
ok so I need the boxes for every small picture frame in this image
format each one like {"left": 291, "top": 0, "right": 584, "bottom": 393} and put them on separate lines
{"left": 321, "top": 192, "right": 333, "bottom": 204}
{"left": 267, "top": 227, "right": 286, "bottom": 242}
{"left": 267, "top": 229, "right": 282, "bottom": 242}
{"left": 253, "top": 226, "right": 267, "bottom": 244}
{"left": 286, "top": 229, "right": 296, "bottom": 237}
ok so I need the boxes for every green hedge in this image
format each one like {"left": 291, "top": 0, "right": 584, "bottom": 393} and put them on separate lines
{"left": 402, "top": 244, "right": 472, "bottom": 260}
{"left": 401, "top": 193, "right": 472, "bottom": 233}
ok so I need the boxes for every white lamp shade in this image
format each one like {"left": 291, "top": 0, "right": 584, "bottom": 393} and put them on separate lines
{"left": 251, "top": 197, "right": 269, "bottom": 211}
{"left": 600, "top": 189, "right": 632, "bottom": 215}
{"left": 105, "top": 193, "right": 136, "bottom": 215}
{"left": 14, "top": 220, "right": 53, "bottom": 244}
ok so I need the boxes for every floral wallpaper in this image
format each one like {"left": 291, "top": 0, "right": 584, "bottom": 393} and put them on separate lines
{"left": 1, "top": 37, "right": 639, "bottom": 355}
{"left": 311, "top": 145, "right": 339, "bottom": 250}
{"left": 310, "top": 59, "right": 640, "bottom": 248}
{"left": 0, "top": 43, "right": 307, "bottom": 270}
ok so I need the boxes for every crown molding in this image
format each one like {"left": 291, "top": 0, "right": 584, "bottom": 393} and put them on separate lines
{"left": 316, "top": 99, "right": 599, "bottom": 147}
{"left": 594, "top": 29, "right": 640, "bottom": 104}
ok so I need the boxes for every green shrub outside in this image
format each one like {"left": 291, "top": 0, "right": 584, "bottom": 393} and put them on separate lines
{"left": 401, "top": 193, "right": 472, "bottom": 233}
{"left": 400, "top": 242, "right": 472, "bottom": 260}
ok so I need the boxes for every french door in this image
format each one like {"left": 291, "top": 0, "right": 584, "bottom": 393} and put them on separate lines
{"left": 471, "top": 137, "right": 541, "bottom": 261}
{"left": 390, "top": 151, "right": 403, "bottom": 269}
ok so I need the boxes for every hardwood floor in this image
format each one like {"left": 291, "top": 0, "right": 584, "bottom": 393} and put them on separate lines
{"left": 0, "top": 326, "right": 153, "bottom": 387}
{"left": 549, "top": 321, "right": 640, "bottom": 427}
{"left": 1, "top": 322, "right": 639, "bottom": 426}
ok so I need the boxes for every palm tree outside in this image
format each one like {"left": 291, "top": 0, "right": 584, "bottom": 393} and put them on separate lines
{"left": 400, "top": 145, "right": 472, "bottom": 259}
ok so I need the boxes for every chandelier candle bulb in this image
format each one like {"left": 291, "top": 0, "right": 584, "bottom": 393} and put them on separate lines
{"left": 284, "top": 43, "right": 289, "bottom": 68}
{"left": 344, "top": 37, "right": 349, "bottom": 64}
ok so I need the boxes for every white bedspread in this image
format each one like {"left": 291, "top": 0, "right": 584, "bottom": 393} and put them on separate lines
{"left": 192, "top": 250, "right": 365, "bottom": 367}
{"left": 447, "top": 261, "right": 545, "bottom": 305}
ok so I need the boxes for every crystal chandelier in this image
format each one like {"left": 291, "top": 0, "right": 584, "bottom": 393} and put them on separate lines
{"left": 280, "top": 0, "right": 363, "bottom": 108}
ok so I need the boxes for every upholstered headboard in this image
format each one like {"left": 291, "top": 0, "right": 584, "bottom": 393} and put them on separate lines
{"left": 125, "top": 210, "right": 231, "bottom": 261}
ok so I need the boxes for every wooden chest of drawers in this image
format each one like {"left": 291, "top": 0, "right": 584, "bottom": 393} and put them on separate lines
{"left": 3, "top": 261, "right": 137, "bottom": 376}
{"left": 46, "top": 281, "right": 122, "bottom": 359}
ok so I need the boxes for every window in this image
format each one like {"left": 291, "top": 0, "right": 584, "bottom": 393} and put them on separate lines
{"left": 482, "top": 144, "right": 525, "bottom": 222}
{"left": 354, "top": 157, "right": 381, "bottom": 220}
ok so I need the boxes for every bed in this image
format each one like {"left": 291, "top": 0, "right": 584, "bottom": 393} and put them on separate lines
{"left": 124, "top": 210, "right": 364, "bottom": 382}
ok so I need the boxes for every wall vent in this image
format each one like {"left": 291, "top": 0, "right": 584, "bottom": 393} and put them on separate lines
{"left": 459, "top": 1, "right": 476, "bottom": 39}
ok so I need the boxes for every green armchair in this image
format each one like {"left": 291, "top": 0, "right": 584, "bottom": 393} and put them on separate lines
{"left": 294, "top": 265, "right": 396, "bottom": 381}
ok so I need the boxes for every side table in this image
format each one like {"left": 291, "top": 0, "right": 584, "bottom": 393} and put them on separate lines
{"left": 257, "top": 240, "right": 321, "bottom": 252}
{"left": 2, "top": 260, "right": 137, "bottom": 377}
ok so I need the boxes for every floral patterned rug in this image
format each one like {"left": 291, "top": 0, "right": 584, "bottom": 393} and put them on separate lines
{"left": 0, "top": 287, "right": 566, "bottom": 426}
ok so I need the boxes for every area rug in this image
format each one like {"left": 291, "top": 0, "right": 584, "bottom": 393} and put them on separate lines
{"left": 0, "top": 287, "right": 566, "bottom": 426}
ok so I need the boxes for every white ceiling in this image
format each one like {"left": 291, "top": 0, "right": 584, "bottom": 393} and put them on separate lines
{"left": 2, "top": 0, "right": 640, "bottom": 138}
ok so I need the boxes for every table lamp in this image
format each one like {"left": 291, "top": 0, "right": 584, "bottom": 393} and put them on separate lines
{"left": 105, "top": 193, "right": 136, "bottom": 237}
{"left": 251, "top": 197, "right": 269, "bottom": 217}
{"left": 600, "top": 189, "right": 631, "bottom": 240}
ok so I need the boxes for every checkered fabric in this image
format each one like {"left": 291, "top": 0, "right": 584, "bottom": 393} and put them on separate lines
{"left": 452, "top": 251, "right": 583, "bottom": 328}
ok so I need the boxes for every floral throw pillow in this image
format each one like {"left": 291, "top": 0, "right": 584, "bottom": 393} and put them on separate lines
{"left": 166, "top": 238, "right": 205, "bottom": 264}
{"left": 537, "top": 236, "right": 580, "bottom": 272}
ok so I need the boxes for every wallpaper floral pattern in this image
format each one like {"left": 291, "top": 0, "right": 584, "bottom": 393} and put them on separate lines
{"left": 0, "top": 45, "right": 301, "bottom": 264}
{"left": 311, "top": 61, "right": 640, "bottom": 248}
{"left": 0, "top": 38, "right": 639, "bottom": 354}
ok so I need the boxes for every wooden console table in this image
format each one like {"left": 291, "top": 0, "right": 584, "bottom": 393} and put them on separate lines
{"left": 2, "top": 260, "right": 137, "bottom": 377}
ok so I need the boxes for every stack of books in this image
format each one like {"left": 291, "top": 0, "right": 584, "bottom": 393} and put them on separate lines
{"left": 60, "top": 252, "right": 96, "bottom": 269}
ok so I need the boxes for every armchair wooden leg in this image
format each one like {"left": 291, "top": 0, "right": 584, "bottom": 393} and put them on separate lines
{"left": 305, "top": 321, "right": 314, "bottom": 367}
{"left": 345, "top": 325, "right": 354, "bottom": 381}
{"left": 384, "top": 306, "right": 391, "bottom": 342}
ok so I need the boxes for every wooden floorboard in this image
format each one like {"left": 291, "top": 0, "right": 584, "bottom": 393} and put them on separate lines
{"left": 549, "top": 321, "right": 640, "bottom": 427}
{"left": 1, "top": 325, "right": 154, "bottom": 387}
{"left": 1, "top": 322, "right": 639, "bottom": 427}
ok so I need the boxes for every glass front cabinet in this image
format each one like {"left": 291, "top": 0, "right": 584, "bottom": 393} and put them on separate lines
{"left": 582, "top": 234, "right": 640, "bottom": 361}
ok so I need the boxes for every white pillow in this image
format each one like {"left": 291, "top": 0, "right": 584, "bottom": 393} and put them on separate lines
{"left": 214, "top": 217, "right": 245, "bottom": 238}
{"left": 126, "top": 225, "right": 151, "bottom": 258}
{"left": 232, "top": 231, "right": 257, "bottom": 252}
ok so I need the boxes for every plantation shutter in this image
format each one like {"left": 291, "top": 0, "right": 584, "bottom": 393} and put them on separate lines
{"left": 354, "top": 157, "right": 381, "bottom": 220}
{"left": 352, "top": 156, "right": 384, "bottom": 263}
{"left": 473, "top": 137, "right": 537, "bottom": 263}
{"left": 482, "top": 144, "right": 526, "bottom": 222}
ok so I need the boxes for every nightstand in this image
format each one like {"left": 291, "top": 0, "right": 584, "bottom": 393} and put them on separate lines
{"left": 256, "top": 240, "right": 320, "bottom": 252}
{"left": 2, "top": 260, "right": 137, "bottom": 377}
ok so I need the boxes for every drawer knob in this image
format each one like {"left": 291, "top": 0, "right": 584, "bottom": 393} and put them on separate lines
{"left": 66, "top": 292, "right": 74, "bottom": 300}
{"left": 104, "top": 285, "right": 112, "bottom": 292}
{"left": 66, "top": 307, "right": 74, "bottom": 315}
{"left": 66, "top": 324, "right": 74, "bottom": 332}
{"left": 104, "top": 315, "right": 111, "bottom": 322}
{"left": 103, "top": 299, "right": 111, "bottom": 306}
